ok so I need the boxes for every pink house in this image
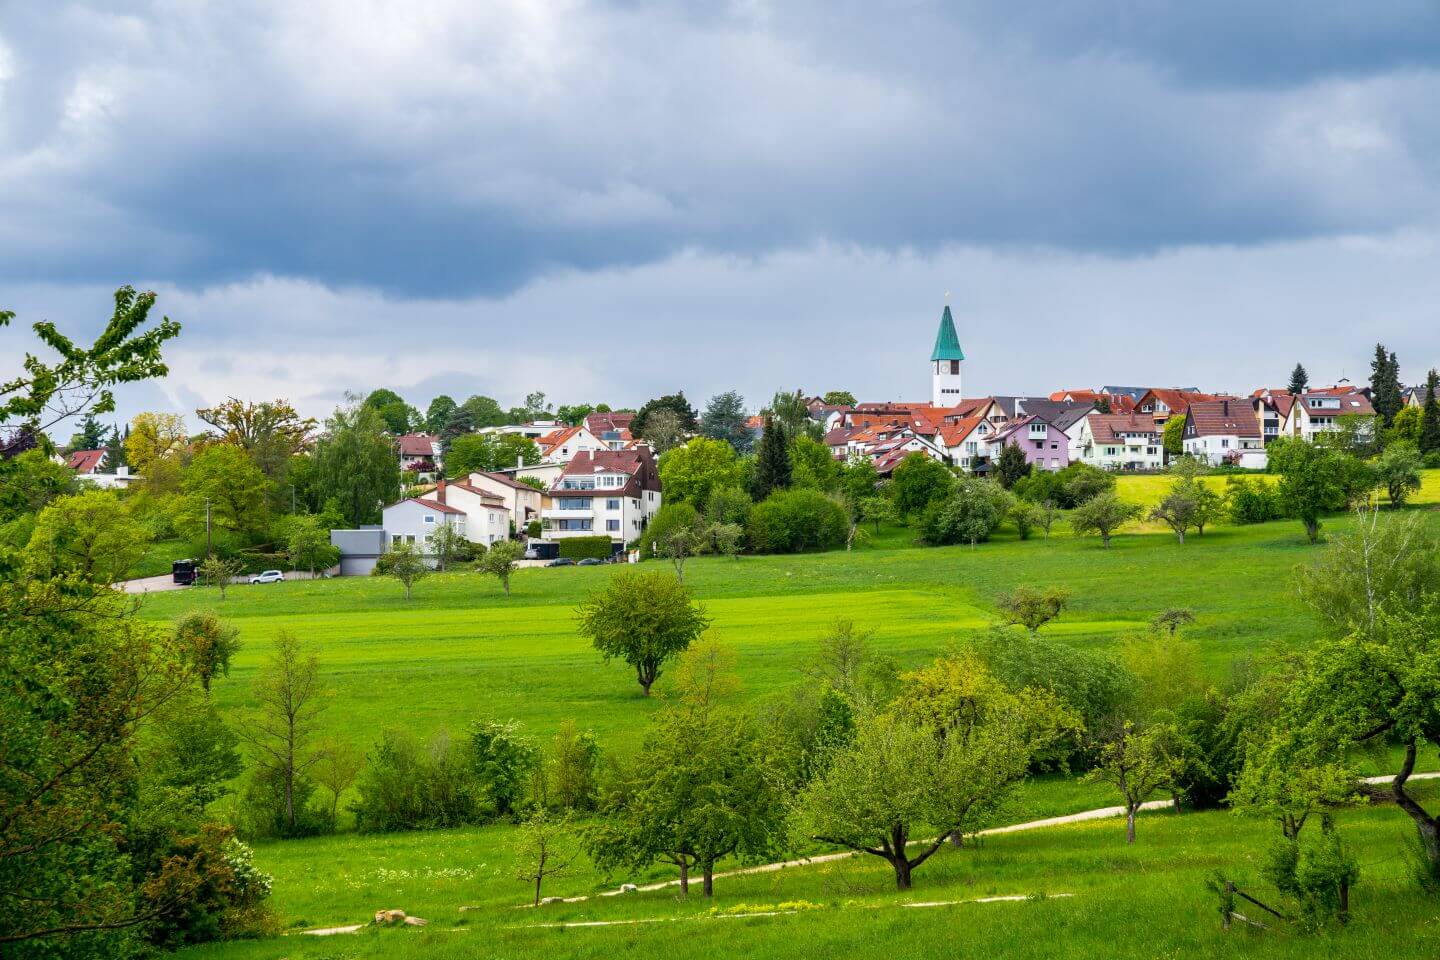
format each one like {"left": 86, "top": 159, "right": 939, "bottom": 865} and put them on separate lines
{"left": 985, "top": 414, "right": 1070, "bottom": 473}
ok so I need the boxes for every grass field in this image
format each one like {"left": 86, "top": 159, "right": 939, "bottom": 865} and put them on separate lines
{"left": 144, "top": 479, "right": 1440, "bottom": 959}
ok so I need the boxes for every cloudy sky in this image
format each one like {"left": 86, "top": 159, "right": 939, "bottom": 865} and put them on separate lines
{"left": 3, "top": 1, "right": 1439, "bottom": 428}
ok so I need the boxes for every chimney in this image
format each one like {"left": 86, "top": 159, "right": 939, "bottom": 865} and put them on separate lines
{"left": 1222, "top": 400, "right": 1230, "bottom": 416}
{"left": 436, "top": 478, "right": 446, "bottom": 504}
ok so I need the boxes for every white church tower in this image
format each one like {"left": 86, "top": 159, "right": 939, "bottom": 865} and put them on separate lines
{"left": 930, "top": 303, "right": 965, "bottom": 406}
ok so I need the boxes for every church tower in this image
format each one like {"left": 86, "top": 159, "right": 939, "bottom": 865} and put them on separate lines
{"left": 930, "top": 304, "right": 964, "bottom": 406}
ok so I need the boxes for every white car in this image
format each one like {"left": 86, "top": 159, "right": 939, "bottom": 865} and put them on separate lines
{"left": 249, "top": 570, "right": 285, "bottom": 585}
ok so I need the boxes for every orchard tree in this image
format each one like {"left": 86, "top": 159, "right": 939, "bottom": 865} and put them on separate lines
{"left": 1071, "top": 491, "right": 1143, "bottom": 548}
{"left": 479, "top": 540, "right": 524, "bottom": 595}
{"left": 1085, "top": 718, "right": 1185, "bottom": 843}
{"left": 313, "top": 402, "right": 401, "bottom": 526}
{"left": 578, "top": 570, "right": 710, "bottom": 696}
{"left": 173, "top": 610, "right": 242, "bottom": 694}
{"left": 997, "top": 586, "right": 1070, "bottom": 637}
{"left": 1268, "top": 437, "right": 1349, "bottom": 543}
{"left": 1151, "top": 484, "right": 1198, "bottom": 543}
{"left": 890, "top": 453, "right": 955, "bottom": 518}
{"left": 699, "top": 390, "right": 752, "bottom": 452}
{"left": 313, "top": 735, "right": 364, "bottom": 831}
{"left": 373, "top": 540, "right": 428, "bottom": 599}
{"left": 512, "top": 808, "right": 584, "bottom": 906}
{"left": 197, "top": 554, "right": 244, "bottom": 600}
{"left": 1376, "top": 441, "right": 1422, "bottom": 507}
{"left": 858, "top": 495, "right": 896, "bottom": 533}
{"left": 428, "top": 522, "right": 469, "bottom": 571}
{"left": 24, "top": 489, "right": 149, "bottom": 584}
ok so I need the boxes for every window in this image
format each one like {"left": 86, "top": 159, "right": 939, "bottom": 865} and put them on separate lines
{"left": 1105, "top": 446, "right": 1117, "bottom": 456}
{"left": 391, "top": 535, "right": 401, "bottom": 546}
{"left": 557, "top": 497, "right": 592, "bottom": 510}
{"left": 1146, "top": 447, "right": 1157, "bottom": 455}
{"left": 1049, "top": 442, "right": 1058, "bottom": 450}
{"left": 1220, "top": 438, "right": 1230, "bottom": 448}
{"left": 606, "top": 498, "right": 620, "bottom": 510}
{"left": 423, "top": 515, "right": 435, "bottom": 524}
{"left": 405, "top": 535, "right": 416, "bottom": 544}
{"left": 607, "top": 519, "right": 620, "bottom": 532}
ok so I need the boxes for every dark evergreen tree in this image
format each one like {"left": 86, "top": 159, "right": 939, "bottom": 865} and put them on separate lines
{"left": 752, "top": 415, "right": 792, "bottom": 501}
{"left": 632, "top": 392, "right": 700, "bottom": 437}
{"left": 1287, "top": 363, "right": 1309, "bottom": 395}
{"left": 1370, "top": 343, "right": 1403, "bottom": 426}
{"left": 1421, "top": 369, "right": 1440, "bottom": 456}
{"left": 994, "top": 441, "right": 1031, "bottom": 489}
{"left": 700, "top": 390, "right": 753, "bottom": 453}
{"left": 67, "top": 412, "right": 107, "bottom": 451}
{"left": 106, "top": 425, "right": 129, "bottom": 467}
{"left": 1093, "top": 396, "right": 1111, "bottom": 414}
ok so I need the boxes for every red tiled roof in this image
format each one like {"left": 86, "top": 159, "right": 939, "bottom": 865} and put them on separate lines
{"left": 1185, "top": 399, "right": 1261, "bottom": 438}
{"left": 66, "top": 449, "right": 106, "bottom": 473}
{"left": 410, "top": 497, "right": 465, "bottom": 515}
{"left": 396, "top": 434, "right": 439, "bottom": 457}
{"left": 938, "top": 415, "right": 986, "bottom": 448}
{"left": 1298, "top": 390, "right": 1375, "bottom": 416}
{"left": 538, "top": 425, "right": 582, "bottom": 453}
{"left": 1086, "top": 412, "right": 1161, "bottom": 444}
{"left": 472, "top": 470, "right": 542, "bottom": 492}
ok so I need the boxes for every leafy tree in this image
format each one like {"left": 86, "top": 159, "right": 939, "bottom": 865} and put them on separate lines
{"left": 1063, "top": 464, "right": 1115, "bottom": 505}
{"left": 24, "top": 489, "right": 148, "bottom": 583}
{"left": 312, "top": 735, "right": 364, "bottom": 831}
{"left": 996, "top": 586, "right": 1069, "bottom": 637}
{"left": 508, "top": 390, "right": 552, "bottom": 423}
{"left": 1036, "top": 499, "right": 1059, "bottom": 537}
{"left": 707, "top": 521, "right": 744, "bottom": 559}
{"left": 838, "top": 457, "right": 880, "bottom": 503}
{"left": 1191, "top": 481, "right": 1224, "bottom": 536}
{"left": 1376, "top": 440, "right": 1422, "bottom": 507}
{"left": 577, "top": 570, "right": 711, "bottom": 696}
{"left": 764, "top": 390, "right": 819, "bottom": 440}
{"left": 746, "top": 488, "right": 850, "bottom": 553}
{"left": 1225, "top": 475, "right": 1284, "bottom": 524}
{"left": 658, "top": 437, "right": 742, "bottom": 506}
{"left": 1070, "top": 491, "right": 1143, "bottom": 548}
{"left": 889, "top": 452, "right": 954, "bottom": 518}
{"left": 1085, "top": 718, "right": 1185, "bottom": 843}
{"left": 790, "top": 435, "right": 840, "bottom": 491}
{"left": 239, "top": 631, "right": 326, "bottom": 837}
{"left": 286, "top": 515, "right": 340, "bottom": 574}
{"left": 703, "top": 485, "right": 753, "bottom": 529}
{"left": 1151, "top": 607, "right": 1196, "bottom": 636}
{"left": 1231, "top": 725, "right": 1356, "bottom": 841}
{"left": 632, "top": 393, "right": 699, "bottom": 437}
{"left": 555, "top": 403, "right": 597, "bottom": 426}
{"left": 479, "top": 539, "right": 524, "bottom": 595}
{"left": 652, "top": 509, "right": 707, "bottom": 583}
{"left": 1, "top": 285, "right": 179, "bottom": 438}
{"left": 467, "top": 718, "right": 538, "bottom": 818}
{"left": 751, "top": 415, "right": 792, "bottom": 500}
{"left": 126, "top": 410, "right": 189, "bottom": 491}
{"left": 195, "top": 398, "right": 315, "bottom": 479}
{"left": 699, "top": 390, "right": 752, "bottom": 452}
{"left": 178, "top": 443, "right": 272, "bottom": 541}
{"left": 1369, "top": 343, "right": 1403, "bottom": 426}
{"left": 1267, "top": 437, "right": 1350, "bottom": 543}
{"left": 804, "top": 619, "right": 897, "bottom": 708}
{"left": 512, "top": 808, "right": 584, "bottom": 906}
{"left": 197, "top": 554, "right": 244, "bottom": 600}
{"left": 1162, "top": 414, "right": 1186, "bottom": 458}
{"left": 918, "top": 476, "right": 1011, "bottom": 547}
{"left": 822, "top": 390, "right": 857, "bottom": 406}
{"left": 645, "top": 501, "right": 704, "bottom": 557}
{"left": 858, "top": 495, "right": 897, "bottom": 533}
{"left": 1388, "top": 405, "right": 1423, "bottom": 445}
{"left": 640, "top": 409, "right": 686, "bottom": 452}
{"left": 531, "top": 720, "right": 601, "bottom": 813}
{"left": 313, "top": 402, "right": 401, "bottom": 526}
{"left": 446, "top": 432, "right": 540, "bottom": 475}
{"left": 373, "top": 541, "right": 429, "bottom": 600}
{"left": 174, "top": 610, "right": 242, "bottom": 694}
{"left": 428, "top": 522, "right": 470, "bottom": 571}
{"left": 1009, "top": 499, "right": 1038, "bottom": 540}
{"left": 457, "top": 394, "right": 508, "bottom": 429}
{"left": 1151, "top": 484, "right": 1198, "bottom": 543}
{"left": 425, "top": 395, "right": 458, "bottom": 434}
{"left": 993, "top": 441, "right": 1030, "bottom": 488}
{"left": 363, "top": 388, "right": 420, "bottom": 434}
{"left": 1288, "top": 363, "right": 1310, "bottom": 395}
{"left": 1420, "top": 369, "right": 1440, "bottom": 456}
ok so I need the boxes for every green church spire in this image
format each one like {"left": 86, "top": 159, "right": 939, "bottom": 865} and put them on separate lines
{"left": 930, "top": 304, "right": 965, "bottom": 362}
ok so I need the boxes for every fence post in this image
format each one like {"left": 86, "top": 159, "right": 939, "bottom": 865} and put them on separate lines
{"left": 1222, "top": 881, "right": 1235, "bottom": 931}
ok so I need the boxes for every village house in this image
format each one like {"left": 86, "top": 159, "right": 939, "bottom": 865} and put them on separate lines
{"left": 1285, "top": 388, "right": 1377, "bottom": 441}
{"left": 463, "top": 470, "right": 544, "bottom": 532}
{"left": 536, "top": 424, "right": 607, "bottom": 463}
{"left": 63, "top": 449, "right": 141, "bottom": 489}
{"left": 428, "top": 478, "right": 511, "bottom": 546}
{"left": 380, "top": 497, "right": 466, "bottom": 559}
{"left": 1075, "top": 412, "right": 1164, "bottom": 471}
{"left": 395, "top": 433, "right": 442, "bottom": 480}
{"left": 541, "top": 448, "right": 662, "bottom": 548}
{"left": 1182, "top": 399, "right": 1267, "bottom": 469}
{"left": 584, "top": 412, "right": 636, "bottom": 449}
{"left": 1134, "top": 388, "right": 1221, "bottom": 426}
{"left": 984, "top": 414, "right": 1072, "bottom": 472}
{"left": 1251, "top": 390, "right": 1295, "bottom": 445}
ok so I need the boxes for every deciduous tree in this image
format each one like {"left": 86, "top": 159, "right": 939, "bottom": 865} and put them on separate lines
{"left": 997, "top": 586, "right": 1070, "bottom": 637}
{"left": 24, "top": 489, "right": 149, "bottom": 583}
{"left": 313, "top": 402, "right": 401, "bottom": 526}
{"left": 699, "top": 390, "right": 752, "bottom": 452}
{"left": 512, "top": 808, "right": 584, "bottom": 906}
{"left": 240, "top": 632, "right": 326, "bottom": 837}
{"left": 578, "top": 570, "right": 710, "bottom": 696}
{"left": 178, "top": 444, "right": 272, "bottom": 541}
{"left": 1070, "top": 491, "right": 1143, "bottom": 548}
{"left": 195, "top": 397, "right": 315, "bottom": 479}
{"left": 658, "top": 437, "right": 743, "bottom": 506}
{"left": 373, "top": 541, "right": 428, "bottom": 600}
{"left": 174, "top": 610, "right": 242, "bottom": 694}
{"left": 1376, "top": 440, "right": 1422, "bottom": 507}
{"left": 479, "top": 539, "right": 524, "bottom": 595}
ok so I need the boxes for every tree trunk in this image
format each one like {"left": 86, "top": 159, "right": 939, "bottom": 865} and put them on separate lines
{"left": 1304, "top": 518, "right": 1320, "bottom": 543}
{"left": 1394, "top": 739, "right": 1440, "bottom": 874}
{"left": 1176, "top": 529, "right": 1185, "bottom": 545}
{"left": 1125, "top": 804, "right": 1137, "bottom": 844}
{"left": 534, "top": 875, "right": 542, "bottom": 907}
{"left": 1102, "top": 532, "right": 1111, "bottom": 549}
{"left": 702, "top": 863, "right": 714, "bottom": 897}
{"left": 678, "top": 858, "right": 689, "bottom": 894}
{"left": 891, "top": 855, "right": 912, "bottom": 890}
{"left": 503, "top": 577, "right": 510, "bottom": 595}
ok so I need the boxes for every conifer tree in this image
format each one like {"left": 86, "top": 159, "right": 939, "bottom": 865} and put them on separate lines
{"left": 1287, "top": 363, "right": 1309, "bottom": 395}
{"left": 752, "top": 415, "right": 792, "bottom": 501}
{"left": 1370, "top": 343, "right": 1403, "bottom": 426}
{"left": 1420, "top": 369, "right": 1440, "bottom": 457}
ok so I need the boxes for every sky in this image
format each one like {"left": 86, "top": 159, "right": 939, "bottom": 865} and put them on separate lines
{"left": 2, "top": 0, "right": 1439, "bottom": 431}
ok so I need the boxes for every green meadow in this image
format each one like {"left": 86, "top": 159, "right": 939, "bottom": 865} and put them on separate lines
{"left": 144, "top": 474, "right": 1440, "bottom": 958}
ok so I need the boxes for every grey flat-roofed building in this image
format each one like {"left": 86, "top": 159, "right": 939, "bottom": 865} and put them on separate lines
{"left": 331, "top": 527, "right": 386, "bottom": 576}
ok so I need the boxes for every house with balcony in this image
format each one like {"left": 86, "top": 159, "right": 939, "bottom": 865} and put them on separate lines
{"left": 541, "top": 448, "right": 662, "bottom": 547}
{"left": 1251, "top": 390, "right": 1294, "bottom": 445}
{"left": 464, "top": 471, "right": 544, "bottom": 533}
{"left": 584, "top": 412, "right": 637, "bottom": 449}
{"left": 1075, "top": 413, "right": 1164, "bottom": 470}
{"left": 396, "top": 433, "right": 442, "bottom": 480}
{"left": 1182, "top": 399, "right": 1267, "bottom": 469}
{"left": 1289, "top": 389, "right": 1377, "bottom": 441}
{"left": 983, "top": 414, "right": 1071, "bottom": 473}
{"left": 536, "top": 424, "right": 607, "bottom": 463}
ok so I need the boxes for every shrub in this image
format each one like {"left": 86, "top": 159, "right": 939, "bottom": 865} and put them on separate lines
{"left": 1015, "top": 462, "right": 1114, "bottom": 509}
{"left": 1262, "top": 828, "right": 1360, "bottom": 928}
{"left": 467, "top": 718, "right": 538, "bottom": 818}
{"left": 557, "top": 535, "right": 613, "bottom": 560}
{"left": 746, "top": 488, "right": 849, "bottom": 553}
{"left": 889, "top": 453, "right": 955, "bottom": 518}
{"left": 642, "top": 502, "right": 703, "bottom": 558}
{"left": 526, "top": 518, "right": 542, "bottom": 538}
{"left": 236, "top": 764, "right": 326, "bottom": 839}
{"left": 918, "top": 477, "right": 1012, "bottom": 546}
{"left": 1225, "top": 476, "right": 1283, "bottom": 524}
{"left": 351, "top": 728, "right": 484, "bottom": 832}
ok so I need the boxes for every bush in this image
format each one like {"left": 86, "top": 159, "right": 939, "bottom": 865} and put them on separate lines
{"left": 467, "top": 717, "right": 538, "bottom": 819}
{"left": 1262, "top": 828, "right": 1360, "bottom": 928}
{"left": 746, "top": 488, "right": 849, "bottom": 553}
{"left": 352, "top": 728, "right": 485, "bottom": 832}
{"left": 525, "top": 519, "right": 542, "bottom": 539}
{"left": 236, "top": 764, "right": 326, "bottom": 839}
{"left": 144, "top": 825, "right": 278, "bottom": 948}
{"left": 918, "top": 477, "right": 1012, "bottom": 546}
{"left": 889, "top": 453, "right": 955, "bottom": 518}
{"left": 557, "top": 535, "right": 614, "bottom": 560}
{"left": 1014, "top": 462, "right": 1114, "bottom": 509}
{"left": 1225, "top": 476, "right": 1284, "bottom": 524}
{"left": 641, "top": 502, "right": 703, "bottom": 558}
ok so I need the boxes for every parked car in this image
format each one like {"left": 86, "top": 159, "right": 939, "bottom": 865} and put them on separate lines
{"left": 172, "top": 558, "right": 197, "bottom": 586}
{"left": 576, "top": 557, "right": 603, "bottom": 566}
{"left": 249, "top": 570, "right": 285, "bottom": 584}
{"left": 547, "top": 558, "right": 575, "bottom": 567}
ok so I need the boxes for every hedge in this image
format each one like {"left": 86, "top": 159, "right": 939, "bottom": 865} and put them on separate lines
{"left": 558, "top": 535, "right": 615, "bottom": 560}
{"left": 746, "top": 488, "right": 848, "bottom": 554}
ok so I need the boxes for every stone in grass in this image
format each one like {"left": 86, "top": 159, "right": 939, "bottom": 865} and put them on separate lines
{"left": 619, "top": 883, "right": 639, "bottom": 893}
{"left": 373, "top": 910, "right": 428, "bottom": 927}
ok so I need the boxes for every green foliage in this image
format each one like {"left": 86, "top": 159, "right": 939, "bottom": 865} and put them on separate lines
{"left": 1387, "top": 405, "right": 1423, "bottom": 445}
{"left": 1151, "top": 481, "right": 1199, "bottom": 543}
{"left": 746, "top": 488, "right": 849, "bottom": 554}
{"left": 23, "top": 489, "right": 149, "bottom": 583}
{"left": 918, "top": 476, "right": 1011, "bottom": 546}
{"left": 1084, "top": 719, "right": 1186, "bottom": 843}
{"left": 1263, "top": 828, "right": 1361, "bottom": 927}
{"left": 67, "top": 412, "right": 107, "bottom": 452}
{"left": 1269, "top": 437, "right": 1361, "bottom": 542}
{"left": 363, "top": 387, "right": 421, "bottom": 434}
{"left": 478, "top": 539, "right": 524, "bottom": 595}
{"left": 511, "top": 807, "right": 584, "bottom": 905}
{"left": 177, "top": 444, "right": 272, "bottom": 541}
{"left": 0, "top": 449, "right": 76, "bottom": 525}
{"left": 993, "top": 441, "right": 1031, "bottom": 489}
{"left": 467, "top": 718, "right": 539, "bottom": 819}
{"left": 1162, "top": 414, "right": 1186, "bottom": 457}
{"left": 240, "top": 632, "right": 327, "bottom": 838}
{"left": 996, "top": 586, "right": 1069, "bottom": 637}
{"left": 578, "top": 569, "right": 711, "bottom": 696}
{"left": 425, "top": 394, "right": 457, "bottom": 434}
{"left": 752, "top": 415, "right": 792, "bottom": 500}
{"left": 643, "top": 503, "right": 702, "bottom": 557}
{"left": 858, "top": 494, "right": 897, "bottom": 533}
{"left": 1225, "top": 475, "right": 1284, "bottom": 524}
{"left": 1370, "top": 343, "right": 1403, "bottom": 426}
{"left": 1288, "top": 362, "right": 1309, "bottom": 395}
{"left": 1420, "top": 369, "right": 1440, "bottom": 456}
{"left": 373, "top": 541, "right": 429, "bottom": 599}
{"left": 1009, "top": 499, "right": 1039, "bottom": 540}
{"left": 1070, "top": 491, "right": 1143, "bottom": 548}
{"left": 531, "top": 720, "right": 601, "bottom": 813}
{"left": 446, "top": 432, "right": 540, "bottom": 476}
{"left": 699, "top": 390, "right": 753, "bottom": 453}
{"left": 1014, "top": 461, "right": 1113, "bottom": 509}
{"left": 658, "top": 437, "right": 743, "bottom": 505}
{"left": 174, "top": 610, "right": 242, "bottom": 694}
{"left": 790, "top": 435, "right": 840, "bottom": 491}
{"left": 1376, "top": 440, "right": 1423, "bottom": 506}
{"left": 557, "top": 535, "right": 614, "bottom": 560}
{"left": 197, "top": 554, "right": 244, "bottom": 600}
{"left": 285, "top": 514, "right": 340, "bottom": 574}
{"left": 632, "top": 392, "right": 699, "bottom": 436}
{"left": 313, "top": 402, "right": 401, "bottom": 527}
{"left": 889, "top": 453, "right": 955, "bottom": 518}
{"left": 456, "top": 394, "right": 508, "bottom": 431}
{"left": 704, "top": 485, "right": 753, "bottom": 528}
{"left": 837, "top": 458, "right": 880, "bottom": 503}
{"left": 822, "top": 390, "right": 857, "bottom": 406}
{"left": 351, "top": 728, "right": 486, "bottom": 832}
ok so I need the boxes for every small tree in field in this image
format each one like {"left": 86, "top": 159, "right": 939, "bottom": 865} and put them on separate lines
{"left": 1151, "top": 486, "right": 1198, "bottom": 543}
{"left": 858, "top": 495, "right": 896, "bottom": 534}
{"left": 428, "top": 522, "right": 469, "bottom": 572}
{"left": 479, "top": 540, "right": 524, "bottom": 595}
{"left": 512, "top": 808, "right": 583, "bottom": 906}
{"left": 240, "top": 631, "right": 326, "bottom": 836}
{"left": 373, "top": 540, "right": 428, "bottom": 600}
{"left": 1150, "top": 607, "right": 1196, "bottom": 637}
{"left": 1037, "top": 499, "right": 1059, "bottom": 537}
{"left": 707, "top": 521, "right": 744, "bottom": 559}
{"left": 657, "top": 517, "right": 706, "bottom": 583}
{"left": 1085, "top": 718, "right": 1184, "bottom": 843}
{"left": 1070, "top": 491, "right": 1142, "bottom": 549}
{"left": 996, "top": 586, "right": 1070, "bottom": 638}
{"left": 313, "top": 735, "right": 364, "bottom": 831}
{"left": 198, "top": 554, "right": 244, "bottom": 600}
{"left": 578, "top": 570, "right": 711, "bottom": 696}
{"left": 174, "top": 610, "right": 242, "bottom": 694}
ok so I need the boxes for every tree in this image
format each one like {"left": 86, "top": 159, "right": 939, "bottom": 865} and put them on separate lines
{"left": 126, "top": 410, "right": 188, "bottom": 490}
{"left": 446, "top": 432, "right": 540, "bottom": 475}
{"left": 638, "top": 409, "right": 685, "bottom": 453}
{"left": 1376, "top": 440, "right": 1422, "bottom": 507}
{"left": 1420, "top": 369, "right": 1440, "bottom": 456}
{"left": 467, "top": 718, "right": 538, "bottom": 818}
{"left": 993, "top": 442, "right": 1031, "bottom": 489}
{"left": 1151, "top": 484, "right": 1198, "bottom": 544}
{"left": 578, "top": 570, "right": 711, "bottom": 696}
{"left": 890, "top": 453, "right": 955, "bottom": 518}
{"left": 555, "top": 403, "right": 597, "bottom": 426}
{"left": 1008, "top": 499, "right": 1038, "bottom": 540}
{"left": 67, "top": 412, "right": 107, "bottom": 452}
{"left": 240, "top": 632, "right": 326, "bottom": 837}
{"left": 197, "top": 554, "right": 243, "bottom": 600}
{"left": 707, "top": 521, "right": 744, "bottom": 559}
{"left": 1085, "top": 718, "right": 1185, "bottom": 843}
{"left": 1037, "top": 499, "right": 1059, "bottom": 537}
{"left": 747, "top": 488, "right": 850, "bottom": 553}
{"left": 822, "top": 390, "right": 857, "bottom": 407}
{"left": 1288, "top": 363, "right": 1310, "bottom": 395}
{"left": 313, "top": 402, "right": 401, "bottom": 526}
{"left": 997, "top": 586, "right": 1069, "bottom": 638}
{"left": 838, "top": 458, "right": 880, "bottom": 503}
{"left": 178, "top": 444, "right": 272, "bottom": 541}
{"left": 1162, "top": 415, "right": 1186, "bottom": 458}
{"left": 632, "top": 393, "right": 699, "bottom": 437}
{"left": 427, "top": 522, "right": 469, "bottom": 572}
{"left": 1, "top": 285, "right": 180, "bottom": 438}
{"left": 1268, "top": 437, "right": 1350, "bottom": 543}
{"left": 479, "top": 539, "right": 524, "bottom": 595}
{"left": 195, "top": 397, "right": 315, "bottom": 479}
{"left": 751, "top": 415, "right": 792, "bottom": 500}
{"left": 373, "top": 540, "right": 428, "bottom": 599}
{"left": 658, "top": 437, "right": 743, "bottom": 505}
{"left": 457, "top": 394, "right": 508, "bottom": 430}
{"left": 918, "top": 476, "right": 1011, "bottom": 547}
{"left": 425, "top": 395, "right": 458, "bottom": 434}
{"left": 532, "top": 720, "right": 601, "bottom": 813}
{"left": 363, "top": 388, "right": 420, "bottom": 435}
{"left": 789, "top": 435, "right": 841, "bottom": 491}
{"left": 764, "top": 390, "right": 819, "bottom": 440}
{"left": 512, "top": 808, "right": 584, "bottom": 906}
{"left": 699, "top": 390, "right": 752, "bottom": 452}
{"left": 1370, "top": 343, "right": 1403, "bottom": 427}
{"left": 1070, "top": 491, "right": 1143, "bottom": 548}
{"left": 312, "top": 735, "right": 364, "bottom": 831}
{"left": 174, "top": 610, "right": 242, "bottom": 694}
{"left": 286, "top": 515, "right": 340, "bottom": 575}
{"left": 1388, "top": 405, "right": 1423, "bottom": 445}
{"left": 655, "top": 512, "right": 706, "bottom": 583}
{"left": 1151, "top": 607, "right": 1196, "bottom": 636}
{"left": 1191, "top": 481, "right": 1223, "bottom": 536}
{"left": 24, "top": 489, "right": 148, "bottom": 584}
{"left": 858, "top": 495, "right": 896, "bottom": 533}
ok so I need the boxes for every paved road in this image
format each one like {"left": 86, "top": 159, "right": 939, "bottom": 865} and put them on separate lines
{"left": 119, "top": 574, "right": 188, "bottom": 594}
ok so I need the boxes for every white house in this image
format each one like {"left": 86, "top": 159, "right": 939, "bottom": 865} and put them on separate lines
{"left": 380, "top": 497, "right": 466, "bottom": 563}
{"left": 396, "top": 434, "right": 443, "bottom": 480}
{"left": 937, "top": 415, "right": 994, "bottom": 471}
{"left": 64, "top": 449, "right": 142, "bottom": 489}
{"left": 464, "top": 471, "right": 545, "bottom": 533}
{"left": 1289, "top": 389, "right": 1377, "bottom": 441}
{"left": 536, "top": 425, "right": 607, "bottom": 463}
{"left": 1075, "top": 413, "right": 1164, "bottom": 470}
{"left": 1182, "top": 399, "right": 1267, "bottom": 469}
{"left": 541, "top": 449, "right": 662, "bottom": 546}
{"left": 428, "top": 479, "right": 511, "bottom": 547}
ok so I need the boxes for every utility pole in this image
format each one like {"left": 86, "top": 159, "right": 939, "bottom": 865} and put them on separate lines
{"left": 205, "top": 498, "right": 212, "bottom": 556}
{"left": 290, "top": 485, "right": 296, "bottom": 514}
